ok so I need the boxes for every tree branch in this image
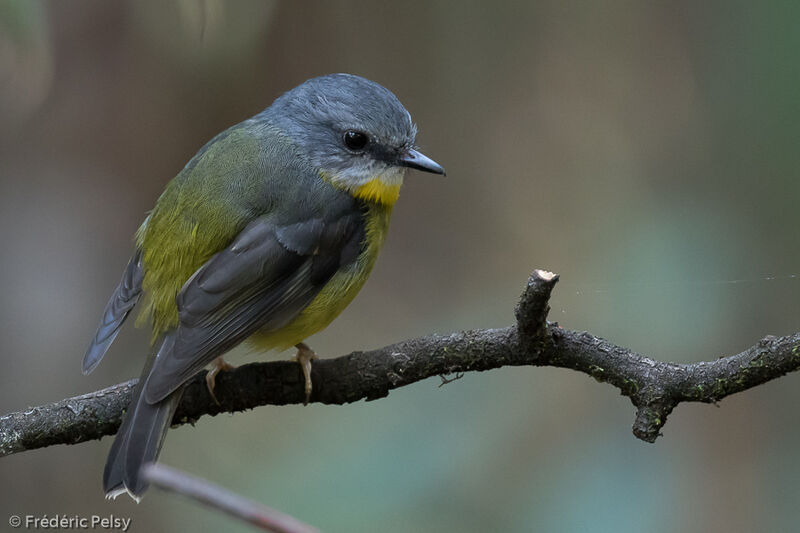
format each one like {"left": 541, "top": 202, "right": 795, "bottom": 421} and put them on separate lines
{"left": 142, "top": 463, "right": 319, "bottom": 533}
{"left": 2, "top": 269, "right": 799, "bottom": 456}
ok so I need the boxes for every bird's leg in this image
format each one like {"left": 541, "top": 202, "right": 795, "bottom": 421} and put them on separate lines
{"left": 293, "top": 342, "right": 318, "bottom": 405}
{"left": 205, "top": 356, "right": 235, "bottom": 405}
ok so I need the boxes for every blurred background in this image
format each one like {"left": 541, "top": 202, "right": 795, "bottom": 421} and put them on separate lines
{"left": 2, "top": 1, "right": 799, "bottom": 531}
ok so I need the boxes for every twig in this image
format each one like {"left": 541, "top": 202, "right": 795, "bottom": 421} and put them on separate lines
{"left": 1, "top": 269, "right": 799, "bottom": 455}
{"left": 142, "top": 463, "right": 320, "bottom": 533}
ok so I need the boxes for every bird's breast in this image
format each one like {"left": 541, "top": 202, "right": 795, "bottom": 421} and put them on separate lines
{"left": 248, "top": 202, "right": 393, "bottom": 352}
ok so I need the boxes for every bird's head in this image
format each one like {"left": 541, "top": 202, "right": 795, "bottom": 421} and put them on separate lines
{"left": 268, "top": 73, "right": 444, "bottom": 205}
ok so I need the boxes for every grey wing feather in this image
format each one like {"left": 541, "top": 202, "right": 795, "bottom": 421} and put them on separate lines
{"left": 82, "top": 250, "right": 144, "bottom": 374}
{"left": 143, "top": 214, "right": 363, "bottom": 404}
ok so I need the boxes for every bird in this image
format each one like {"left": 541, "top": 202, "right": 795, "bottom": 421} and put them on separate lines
{"left": 82, "top": 73, "right": 445, "bottom": 500}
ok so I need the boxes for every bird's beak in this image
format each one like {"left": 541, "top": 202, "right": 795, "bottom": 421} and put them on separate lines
{"left": 398, "top": 148, "right": 446, "bottom": 175}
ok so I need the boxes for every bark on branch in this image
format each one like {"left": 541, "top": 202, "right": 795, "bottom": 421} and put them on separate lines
{"left": 2, "top": 268, "right": 799, "bottom": 456}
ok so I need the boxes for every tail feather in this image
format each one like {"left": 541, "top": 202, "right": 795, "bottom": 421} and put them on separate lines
{"left": 103, "top": 389, "right": 181, "bottom": 499}
{"left": 83, "top": 250, "right": 144, "bottom": 375}
{"left": 103, "top": 335, "right": 181, "bottom": 500}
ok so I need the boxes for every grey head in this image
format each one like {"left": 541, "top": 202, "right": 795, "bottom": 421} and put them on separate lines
{"left": 264, "top": 73, "right": 444, "bottom": 194}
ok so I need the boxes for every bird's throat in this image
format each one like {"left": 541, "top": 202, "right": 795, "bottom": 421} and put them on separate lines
{"left": 352, "top": 178, "right": 401, "bottom": 206}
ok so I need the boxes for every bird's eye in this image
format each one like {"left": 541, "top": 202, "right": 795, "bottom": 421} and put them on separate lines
{"left": 343, "top": 130, "right": 369, "bottom": 151}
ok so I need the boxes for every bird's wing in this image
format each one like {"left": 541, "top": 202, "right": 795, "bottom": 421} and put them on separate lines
{"left": 143, "top": 213, "right": 364, "bottom": 404}
{"left": 82, "top": 250, "right": 144, "bottom": 374}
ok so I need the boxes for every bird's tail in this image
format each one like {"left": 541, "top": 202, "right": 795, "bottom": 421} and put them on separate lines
{"left": 103, "top": 336, "right": 182, "bottom": 500}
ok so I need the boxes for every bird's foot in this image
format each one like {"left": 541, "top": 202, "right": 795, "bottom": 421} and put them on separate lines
{"left": 206, "top": 356, "right": 235, "bottom": 405}
{"left": 293, "top": 342, "right": 318, "bottom": 405}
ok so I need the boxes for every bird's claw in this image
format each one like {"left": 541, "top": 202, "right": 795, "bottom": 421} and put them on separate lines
{"left": 294, "top": 343, "right": 318, "bottom": 405}
{"left": 205, "top": 356, "right": 235, "bottom": 405}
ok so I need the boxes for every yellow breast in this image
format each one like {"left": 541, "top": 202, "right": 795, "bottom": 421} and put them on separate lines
{"left": 248, "top": 202, "right": 392, "bottom": 352}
